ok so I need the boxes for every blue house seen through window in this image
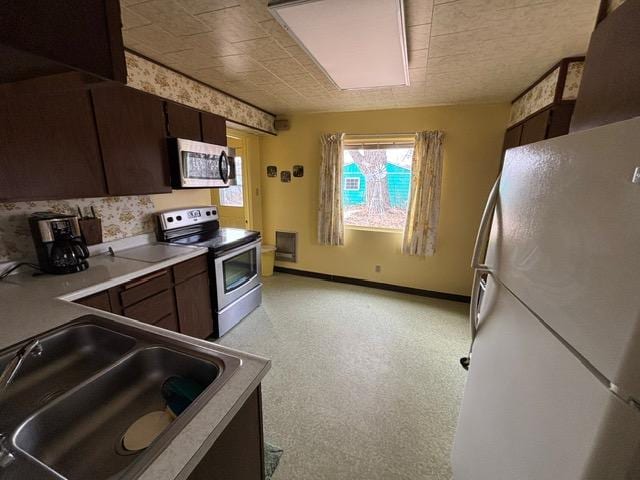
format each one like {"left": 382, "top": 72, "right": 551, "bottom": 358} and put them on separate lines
{"left": 343, "top": 162, "right": 411, "bottom": 209}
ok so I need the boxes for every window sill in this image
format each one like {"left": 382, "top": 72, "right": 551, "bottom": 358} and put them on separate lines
{"left": 345, "top": 225, "right": 403, "bottom": 234}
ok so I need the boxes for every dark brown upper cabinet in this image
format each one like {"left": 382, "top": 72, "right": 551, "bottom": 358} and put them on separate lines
{"left": 571, "top": 0, "right": 640, "bottom": 133}
{"left": 0, "top": 0, "right": 126, "bottom": 84}
{"left": 201, "top": 112, "right": 228, "bottom": 146}
{"left": 520, "top": 109, "right": 551, "bottom": 146}
{"left": 165, "top": 101, "right": 202, "bottom": 141}
{"left": 92, "top": 86, "right": 171, "bottom": 196}
{"left": 502, "top": 124, "right": 522, "bottom": 154}
{"left": 0, "top": 84, "right": 107, "bottom": 202}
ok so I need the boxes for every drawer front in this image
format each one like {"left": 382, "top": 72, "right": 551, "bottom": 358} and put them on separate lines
{"left": 120, "top": 269, "right": 171, "bottom": 308}
{"left": 154, "top": 312, "right": 179, "bottom": 332}
{"left": 173, "top": 254, "right": 208, "bottom": 284}
{"left": 123, "top": 290, "right": 174, "bottom": 325}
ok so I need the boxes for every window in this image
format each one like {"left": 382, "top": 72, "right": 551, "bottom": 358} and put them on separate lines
{"left": 344, "top": 177, "right": 360, "bottom": 191}
{"left": 343, "top": 140, "right": 413, "bottom": 230}
{"left": 220, "top": 156, "right": 243, "bottom": 207}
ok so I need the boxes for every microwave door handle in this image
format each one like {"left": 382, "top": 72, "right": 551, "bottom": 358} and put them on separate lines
{"left": 219, "top": 151, "right": 229, "bottom": 183}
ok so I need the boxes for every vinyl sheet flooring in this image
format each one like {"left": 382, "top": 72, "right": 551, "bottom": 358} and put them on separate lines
{"left": 217, "top": 273, "right": 470, "bottom": 480}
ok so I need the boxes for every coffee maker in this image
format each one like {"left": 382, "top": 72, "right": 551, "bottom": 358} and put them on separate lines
{"left": 29, "top": 212, "right": 90, "bottom": 274}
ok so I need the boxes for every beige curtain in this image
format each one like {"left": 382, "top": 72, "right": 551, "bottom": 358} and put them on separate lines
{"left": 402, "top": 131, "right": 444, "bottom": 256}
{"left": 317, "top": 133, "right": 345, "bottom": 246}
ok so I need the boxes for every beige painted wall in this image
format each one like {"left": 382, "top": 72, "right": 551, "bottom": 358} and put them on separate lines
{"left": 260, "top": 104, "right": 510, "bottom": 296}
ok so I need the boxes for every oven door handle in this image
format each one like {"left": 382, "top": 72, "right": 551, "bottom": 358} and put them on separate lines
{"left": 215, "top": 239, "right": 261, "bottom": 263}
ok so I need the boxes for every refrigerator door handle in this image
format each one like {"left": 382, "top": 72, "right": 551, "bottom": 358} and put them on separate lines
{"left": 461, "top": 267, "right": 491, "bottom": 370}
{"left": 471, "top": 174, "right": 501, "bottom": 270}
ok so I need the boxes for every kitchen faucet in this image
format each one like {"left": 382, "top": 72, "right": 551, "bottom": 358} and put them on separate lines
{"left": 0, "top": 339, "right": 42, "bottom": 398}
{"left": 0, "top": 339, "right": 42, "bottom": 468}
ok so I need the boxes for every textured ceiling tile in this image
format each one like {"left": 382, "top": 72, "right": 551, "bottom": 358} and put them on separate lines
{"left": 197, "top": 6, "right": 268, "bottom": 42}
{"left": 233, "top": 37, "right": 291, "bottom": 62}
{"left": 121, "top": 0, "right": 600, "bottom": 114}
{"left": 408, "top": 48, "right": 428, "bottom": 69}
{"left": 240, "top": 69, "right": 282, "bottom": 86}
{"left": 409, "top": 68, "right": 427, "bottom": 83}
{"left": 163, "top": 48, "right": 225, "bottom": 70}
{"left": 261, "top": 57, "right": 307, "bottom": 76}
{"left": 223, "top": 78, "right": 264, "bottom": 93}
{"left": 238, "top": 0, "right": 273, "bottom": 22}
{"left": 405, "top": 0, "right": 434, "bottom": 26}
{"left": 407, "top": 23, "right": 431, "bottom": 51}
{"left": 258, "top": 19, "right": 299, "bottom": 48}
{"left": 177, "top": 0, "right": 240, "bottom": 15}
{"left": 121, "top": 7, "right": 152, "bottom": 30}
{"left": 124, "top": 24, "right": 190, "bottom": 53}
{"left": 285, "top": 45, "right": 316, "bottom": 66}
{"left": 194, "top": 66, "right": 246, "bottom": 83}
{"left": 129, "top": 0, "right": 211, "bottom": 36}
{"left": 181, "top": 33, "right": 243, "bottom": 56}
{"left": 216, "top": 54, "right": 263, "bottom": 72}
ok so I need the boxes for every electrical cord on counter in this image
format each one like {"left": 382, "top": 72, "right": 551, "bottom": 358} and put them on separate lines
{"left": 0, "top": 262, "right": 43, "bottom": 281}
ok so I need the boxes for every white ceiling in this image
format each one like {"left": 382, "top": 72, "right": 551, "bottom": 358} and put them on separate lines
{"left": 121, "top": 0, "right": 601, "bottom": 115}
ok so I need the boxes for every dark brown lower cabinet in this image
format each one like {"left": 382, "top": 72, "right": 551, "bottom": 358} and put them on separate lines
{"left": 75, "top": 290, "right": 111, "bottom": 311}
{"left": 175, "top": 272, "right": 213, "bottom": 339}
{"left": 74, "top": 254, "right": 212, "bottom": 338}
{"left": 187, "top": 386, "right": 265, "bottom": 480}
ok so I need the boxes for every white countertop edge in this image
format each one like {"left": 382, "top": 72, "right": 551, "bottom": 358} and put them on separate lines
{"left": 59, "top": 245, "right": 208, "bottom": 301}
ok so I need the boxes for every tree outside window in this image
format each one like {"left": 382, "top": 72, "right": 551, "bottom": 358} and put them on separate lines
{"left": 343, "top": 145, "right": 413, "bottom": 229}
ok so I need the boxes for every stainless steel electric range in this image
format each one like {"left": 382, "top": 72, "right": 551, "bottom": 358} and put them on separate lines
{"left": 156, "top": 206, "right": 261, "bottom": 338}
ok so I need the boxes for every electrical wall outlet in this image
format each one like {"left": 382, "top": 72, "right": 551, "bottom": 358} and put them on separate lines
{"left": 375, "top": 265, "right": 381, "bottom": 273}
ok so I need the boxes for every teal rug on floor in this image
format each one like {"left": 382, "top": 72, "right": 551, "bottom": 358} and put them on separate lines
{"left": 265, "top": 442, "right": 283, "bottom": 480}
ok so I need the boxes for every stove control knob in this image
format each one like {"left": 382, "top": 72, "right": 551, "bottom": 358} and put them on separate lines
{"left": 176, "top": 215, "right": 183, "bottom": 221}
{"left": 167, "top": 217, "right": 174, "bottom": 223}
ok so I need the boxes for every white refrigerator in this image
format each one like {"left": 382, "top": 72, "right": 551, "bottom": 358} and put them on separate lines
{"left": 452, "top": 117, "right": 640, "bottom": 479}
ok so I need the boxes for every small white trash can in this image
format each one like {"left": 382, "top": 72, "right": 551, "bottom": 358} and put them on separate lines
{"left": 261, "top": 245, "right": 276, "bottom": 276}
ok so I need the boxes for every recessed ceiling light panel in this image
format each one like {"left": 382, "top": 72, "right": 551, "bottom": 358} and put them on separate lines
{"left": 268, "top": 0, "right": 410, "bottom": 90}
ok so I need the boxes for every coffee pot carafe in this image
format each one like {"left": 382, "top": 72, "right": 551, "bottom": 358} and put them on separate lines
{"left": 29, "top": 212, "right": 90, "bottom": 274}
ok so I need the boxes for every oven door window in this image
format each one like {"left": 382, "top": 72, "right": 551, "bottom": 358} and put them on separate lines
{"left": 223, "top": 249, "right": 257, "bottom": 292}
{"left": 182, "top": 151, "right": 222, "bottom": 180}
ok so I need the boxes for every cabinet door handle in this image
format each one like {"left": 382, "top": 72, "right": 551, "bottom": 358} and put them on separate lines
{"left": 124, "top": 270, "right": 167, "bottom": 289}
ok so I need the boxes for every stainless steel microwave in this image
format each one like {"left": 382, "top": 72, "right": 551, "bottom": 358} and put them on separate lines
{"left": 169, "top": 138, "right": 233, "bottom": 188}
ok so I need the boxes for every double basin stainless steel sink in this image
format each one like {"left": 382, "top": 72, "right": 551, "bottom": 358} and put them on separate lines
{"left": 0, "top": 315, "right": 241, "bottom": 479}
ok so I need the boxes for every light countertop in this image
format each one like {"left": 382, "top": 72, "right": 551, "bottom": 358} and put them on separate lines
{"left": 0, "top": 242, "right": 271, "bottom": 480}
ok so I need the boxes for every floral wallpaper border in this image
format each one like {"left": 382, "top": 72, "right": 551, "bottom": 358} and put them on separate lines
{"left": 508, "top": 60, "right": 585, "bottom": 126}
{"left": 509, "top": 67, "right": 559, "bottom": 126}
{"left": 0, "top": 196, "right": 156, "bottom": 262}
{"left": 125, "top": 52, "right": 276, "bottom": 134}
{"left": 562, "top": 61, "right": 584, "bottom": 101}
